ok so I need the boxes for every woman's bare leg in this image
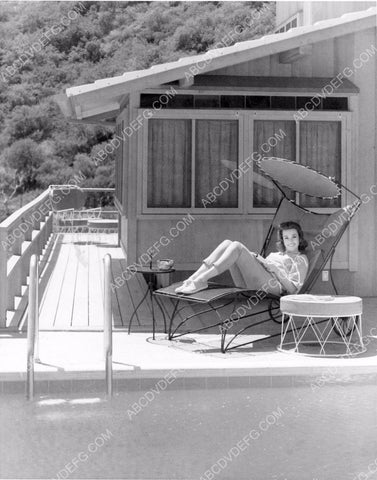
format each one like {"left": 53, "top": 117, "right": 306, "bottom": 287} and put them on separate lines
{"left": 194, "top": 241, "right": 246, "bottom": 283}
{"left": 197, "top": 242, "right": 281, "bottom": 295}
{"left": 177, "top": 240, "right": 282, "bottom": 296}
{"left": 186, "top": 240, "right": 233, "bottom": 281}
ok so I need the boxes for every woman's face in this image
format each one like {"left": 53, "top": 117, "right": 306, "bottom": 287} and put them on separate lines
{"left": 282, "top": 228, "right": 300, "bottom": 253}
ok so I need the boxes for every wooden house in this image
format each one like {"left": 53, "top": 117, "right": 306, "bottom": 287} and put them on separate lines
{"left": 57, "top": 2, "right": 377, "bottom": 296}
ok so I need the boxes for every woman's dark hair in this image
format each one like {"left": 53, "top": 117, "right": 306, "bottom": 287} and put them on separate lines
{"left": 276, "top": 221, "right": 308, "bottom": 252}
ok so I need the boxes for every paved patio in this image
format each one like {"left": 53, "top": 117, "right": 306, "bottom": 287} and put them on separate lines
{"left": 1, "top": 296, "right": 377, "bottom": 394}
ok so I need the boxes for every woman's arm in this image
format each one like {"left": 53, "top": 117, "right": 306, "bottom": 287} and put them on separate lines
{"left": 265, "top": 255, "right": 309, "bottom": 294}
{"left": 264, "top": 263, "right": 297, "bottom": 294}
{"left": 255, "top": 253, "right": 267, "bottom": 265}
{"left": 290, "top": 255, "right": 309, "bottom": 292}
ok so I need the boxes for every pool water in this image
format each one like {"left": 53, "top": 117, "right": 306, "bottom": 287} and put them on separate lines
{"left": 1, "top": 383, "right": 377, "bottom": 479}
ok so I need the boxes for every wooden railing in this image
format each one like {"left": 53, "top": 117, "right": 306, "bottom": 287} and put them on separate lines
{"left": 0, "top": 186, "right": 117, "bottom": 328}
{"left": 0, "top": 189, "right": 53, "bottom": 327}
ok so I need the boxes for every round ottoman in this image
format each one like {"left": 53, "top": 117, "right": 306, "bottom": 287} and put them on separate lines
{"left": 278, "top": 294, "right": 366, "bottom": 356}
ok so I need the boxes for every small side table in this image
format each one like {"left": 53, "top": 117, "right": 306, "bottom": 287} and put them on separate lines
{"left": 128, "top": 267, "right": 175, "bottom": 339}
{"left": 279, "top": 294, "right": 366, "bottom": 357}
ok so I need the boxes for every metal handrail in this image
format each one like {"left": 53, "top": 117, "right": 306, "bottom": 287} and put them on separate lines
{"left": 26, "top": 254, "right": 39, "bottom": 400}
{"left": 26, "top": 253, "right": 113, "bottom": 399}
{"left": 103, "top": 254, "right": 113, "bottom": 396}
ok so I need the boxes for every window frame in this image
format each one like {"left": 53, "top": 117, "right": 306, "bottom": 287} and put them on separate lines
{"left": 140, "top": 110, "right": 245, "bottom": 214}
{"left": 275, "top": 11, "right": 302, "bottom": 33}
{"left": 114, "top": 109, "right": 127, "bottom": 214}
{"left": 247, "top": 110, "right": 350, "bottom": 214}
{"left": 138, "top": 108, "right": 350, "bottom": 215}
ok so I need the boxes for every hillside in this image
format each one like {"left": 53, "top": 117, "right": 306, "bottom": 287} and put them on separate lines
{"left": 0, "top": 1, "right": 275, "bottom": 221}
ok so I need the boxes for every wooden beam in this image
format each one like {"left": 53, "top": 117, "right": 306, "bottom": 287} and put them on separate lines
{"left": 179, "top": 77, "right": 194, "bottom": 88}
{"left": 279, "top": 45, "right": 312, "bottom": 63}
{"left": 69, "top": 118, "right": 116, "bottom": 127}
{"left": 53, "top": 93, "right": 74, "bottom": 117}
{"left": 119, "top": 93, "right": 129, "bottom": 111}
{"left": 75, "top": 104, "right": 82, "bottom": 120}
{"left": 80, "top": 101, "right": 120, "bottom": 119}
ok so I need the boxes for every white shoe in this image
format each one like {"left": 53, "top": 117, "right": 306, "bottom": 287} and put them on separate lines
{"left": 174, "top": 279, "right": 192, "bottom": 293}
{"left": 176, "top": 279, "right": 208, "bottom": 295}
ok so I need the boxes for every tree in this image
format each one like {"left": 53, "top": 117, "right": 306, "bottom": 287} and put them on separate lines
{"left": 4, "top": 104, "right": 53, "bottom": 142}
{"left": 3, "top": 138, "right": 44, "bottom": 190}
{"left": 0, "top": 0, "right": 276, "bottom": 222}
{"left": 0, "top": 165, "right": 22, "bottom": 217}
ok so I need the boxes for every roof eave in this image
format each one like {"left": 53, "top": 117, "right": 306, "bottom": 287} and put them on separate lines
{"left": 61, "top": 8, "right": 376, "bottom": 122}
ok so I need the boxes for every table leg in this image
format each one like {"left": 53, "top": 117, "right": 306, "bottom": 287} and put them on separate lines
{"left": 168, "top": 299, "right": 180, "bottom": 340}
{"left": 154, "top": 295, "right": 168, "bottom": 333}
{"left": 149, "top": 282, "right": 156, "bottom": 340}
{"left": 128, "top": 287, "right": 149, "bottom": 334}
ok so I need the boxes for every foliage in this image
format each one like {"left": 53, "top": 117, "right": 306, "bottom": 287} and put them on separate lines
{"left": 0, "top": 1, "right": 275, "bottom": 221}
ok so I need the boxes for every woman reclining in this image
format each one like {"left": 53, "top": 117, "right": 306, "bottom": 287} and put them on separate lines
{"left": 175, "top": 221, "right": 309, "bottom": 296}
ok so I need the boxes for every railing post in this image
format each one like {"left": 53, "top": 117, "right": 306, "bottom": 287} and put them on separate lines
{"left": 103, "top": 254, "right": 113, "bottom": 397}
{"left": 0, "top": 227, "right": 7, "bottom": 327}
{"left": 27, "top": 255, "right": 38, "bottom": 401}
{"left": 35, "top": 257, "right": 40, "bottom": 362}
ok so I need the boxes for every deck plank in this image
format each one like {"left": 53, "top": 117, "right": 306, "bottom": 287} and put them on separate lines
{"left": 88, "top": 242, "right": 105, "bottom": 328}
{"left": 118, "top": 259, "right": 154, "bottom": 328}
{"left": 36, "top": 233, "right": 190, "bottom": 332}
{"left": 71, "top": 242, "right": 89, "bottom": 327}
{"left": 110, "top": 258, "right": 126, "bottom": 328}
{"left": 95, "top": 237, "right": 123, "bottom": 328}
{"left": 53, "top": 244, "right": 77, "bottom": 328}
{"left": 38, "top": 240, "right": 72, "bottom": 329}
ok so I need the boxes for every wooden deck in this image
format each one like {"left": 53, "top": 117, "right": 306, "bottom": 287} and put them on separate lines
{"left": 8, "top": 233, "right": 151, "bottom": 330}
{"left": 11, "top": 233, "right": 201, "bottom": 332}
{"left": 8, "top": 233, "right": 281, "bottom": 340}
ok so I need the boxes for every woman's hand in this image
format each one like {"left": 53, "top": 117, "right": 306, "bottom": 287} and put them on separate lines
{"left": 265, "top": 262, "right": 280, "bottom": 274}
{"left": 254, "top": 253, "right": 267, "bottom": 265}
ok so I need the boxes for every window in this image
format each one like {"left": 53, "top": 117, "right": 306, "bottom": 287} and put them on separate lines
{"left": 252, "top": 116, "right": 343, "bottom": 209}
{"left": 140, "top": 93, "right": 347, "bottom": 111}
{"left": 195, "top": 119, "right": 238, "bottom": 208}
{"left": 147, "top": 119, "right": 192, "bottom": 208}
{"left": 299, "top": 121, "right": 341, "bottom": 208}
{"left": 145, "top": 116, "right": 239, "bottom": 211}
{"left": 142, "top": 110, "right": 347, "bottom": 214}
{"left": 275, "top": 12, "right": 301, "bottom": 34}
{"left": 253, "top": 120, "right": 296, "bottom": 207}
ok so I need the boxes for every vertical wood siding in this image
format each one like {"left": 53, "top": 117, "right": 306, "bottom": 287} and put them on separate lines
{"left": 118, "top": 29, "right": 376, "bottom": 295}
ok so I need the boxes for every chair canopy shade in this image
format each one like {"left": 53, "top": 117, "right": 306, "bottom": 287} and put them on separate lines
{"left": 258, "top": 157, "right": 341, "bottom": 199}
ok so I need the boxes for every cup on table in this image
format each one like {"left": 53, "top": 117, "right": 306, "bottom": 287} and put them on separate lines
{"left": 157, "top": 259, "right": 174, "bottom": 270}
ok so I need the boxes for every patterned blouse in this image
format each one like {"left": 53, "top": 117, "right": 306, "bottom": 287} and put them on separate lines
{"left": 264, "top": 252, "right": 309, "bottom": 293}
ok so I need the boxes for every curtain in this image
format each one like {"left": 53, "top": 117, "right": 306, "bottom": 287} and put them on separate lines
{"left": 299, "top": 121, "right": 341, "bottom": 208}
{"left": 147, "top": 119, "right": 191, "bottom": 208}
{"left": 195, "top": 120, "right": 238, "bottom": 208}
{"left": 253, "top": 120, "right": 296, "bottom": 207}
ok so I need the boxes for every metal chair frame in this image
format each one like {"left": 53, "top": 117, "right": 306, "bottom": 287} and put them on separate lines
{"left": 154, "top": 182, "right": 361, "bottom": 353}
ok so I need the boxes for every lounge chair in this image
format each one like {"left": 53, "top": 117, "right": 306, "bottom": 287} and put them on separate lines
{"left": 154, "top": 158, "right": 361, "bottom": 353}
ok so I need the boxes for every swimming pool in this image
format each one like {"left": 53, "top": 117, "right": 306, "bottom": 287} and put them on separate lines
{"left": 1, "top": 382, "right": 376, "bottom": 479}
